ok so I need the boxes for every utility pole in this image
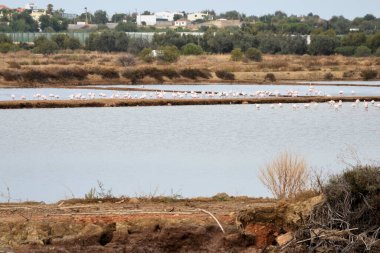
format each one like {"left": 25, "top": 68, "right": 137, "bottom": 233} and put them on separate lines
{"left": 85, "top": 7, "right": 88, "bottom": 24}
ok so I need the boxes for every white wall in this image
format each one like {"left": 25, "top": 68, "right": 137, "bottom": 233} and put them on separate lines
{"left": 136, "top": 14, "right": 156, "bottom": 26}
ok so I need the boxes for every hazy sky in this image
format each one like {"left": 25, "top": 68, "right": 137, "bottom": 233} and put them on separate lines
{"left": 2, "top": 0, "right": 380, "bottom": 19}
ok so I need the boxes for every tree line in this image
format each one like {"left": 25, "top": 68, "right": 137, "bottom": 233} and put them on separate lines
{"left": 1, "top": 28, "right": 380, "bottom": 57}
{"left": 0, "top": 5, "right": 380, "bottom": 35}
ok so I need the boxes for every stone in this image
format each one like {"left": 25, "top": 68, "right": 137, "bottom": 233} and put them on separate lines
{"left": 276, "top": 232, "right": 293, "bottom": 246}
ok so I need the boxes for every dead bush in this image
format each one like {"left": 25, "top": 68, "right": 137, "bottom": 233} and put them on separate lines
{"left": 324, "top": 72, "right": 334, "bottom": 80}
{"left": 215, "top": 70, "right": 235, "bottom": 80}
{"left": 0, "top": 70, "right": 22, "bottom": 81}
{"left": 98, "top": 68, "right": 120, "bottom": 79}
{"left": 264, "top": 73, "right": 276, "bottom": 82}
{"left": 180, "top": 68, "right": 211, "bottom": 80}
{"left": 7, "top": 62, "right": 21, "bottom": 69}
{"left": 117, "top": 55, "right": 136, "bottom": 67}
{"left": 360, "top": 69, "right": 378, "bottom": 80}
{"left": 259, "top": 152, "right": 309, "bottom": 199}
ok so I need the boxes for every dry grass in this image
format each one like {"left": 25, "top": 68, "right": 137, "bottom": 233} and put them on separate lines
{"left": 259, "top": 152, "right": 310, "bottom": 199}
{"left": 0, "top": 51, "right": 379, "bottom": 87}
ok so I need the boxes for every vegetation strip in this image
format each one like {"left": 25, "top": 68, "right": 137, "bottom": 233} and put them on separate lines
{"left": 0, "top": 96, "right": 379, "bottom": 109}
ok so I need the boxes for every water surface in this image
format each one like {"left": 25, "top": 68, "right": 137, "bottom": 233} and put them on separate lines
{"left": 0, "top": 104, "right": 379, "bottom": 202}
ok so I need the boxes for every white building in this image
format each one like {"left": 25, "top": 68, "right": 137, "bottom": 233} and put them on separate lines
{"left": 174, "top": 18, "right": 191, "bottom": 27}
{"left": 136, "top": 14, "right": 156, "bottom": 26}
{"left": 187, "top": 12, "right": 209, "bottom": 22}
{"left": 155, "top": 11, "right": 183, "bottom": 21}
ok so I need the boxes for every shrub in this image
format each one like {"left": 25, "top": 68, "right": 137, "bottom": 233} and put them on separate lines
{"left": 56, "top": 68, "right": 88, "bottom": 81}
{"left": 245, "top": 47, "right": 262, "bottom": 62}
{"left": 22, "top": 69, "right": 56, "bottom": 82}
{"left": 355, "top": 46, "right": 372, "bottom": 57}
{"left": 360, "top": 69, "right": 378, "bottom": 80}
{"left": 65, "top": 37, "right": 81, "bottom": 50}
{"left": 230, "top": 48, "right": 243, "bottom": 61}
{"left": 264, "top": 73, "right": 276, "bottom": 82}
{"left": 215, "top": 70, "right": 235, "bottom": 80}
{"left": 117, "top": 55, "right": 136, "bottom": 67}
{"left": 7, "top": 62, "right": 21, "bottom": 69}
{"left": 33, "top": 39, "right": 59, "bottom": 55}
{"left": 319, "top": 165, "right": 380, "bottom": 231}
{"left": 160, "top": 68, "right": 180, "bottom": 79}
{"left": 182, "top": 43, "right": 204, "bottom": 55}
{"left": 0, "top": 70, "right": 22, "bottom": 81}
{"left": 324, "top": 72, "right": 334, "bottom": 80}
{"left": 0, "top": 43, "right": 15, "bottom": 54}
{"left": 98, "top": 68, "right": 120, "bottom": 79}
{"left": 139, "top": 48, "right": 154, "bottom": 63}
{"left": 158, "top": 46, "right": 180, "bottom": 63}
{"left": 259, "top": 152, "right": 309, "bottom": 199}
{"left": 180, "top": 68, "right": 211, "bottom": 80}
{"left": 122, "top": 69, "right": 145, "bottom": 84}
{"left": 375, "top": 47, "right": 380, "bottom": 57}
{"left": 343, "top": 70, "right": 355, "bottom": 78}
{"left": 335, "top": 46, "right": 356, "bottom": 56}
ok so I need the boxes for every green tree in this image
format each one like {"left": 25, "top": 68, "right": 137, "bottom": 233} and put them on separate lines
{"left": 204, "top": 28, "right": 234, "bottom": 53}
{"left": 158, "top": 46, "right": 180, "bottom": 63}
{"left": 139, "top": 48, "right": 154, "bottom": 63}
{"left": 86, "top": 31, "right": 129, "bottom": 52}
{"left": 115, "top": 22, "right": 138, "bottom": 32}
{"left": 335, "top": 46, "right": 356, "bottom": 56}
{"left": 341, "top": 32, "right": 367, "bottom": 47}
{"left": 230, "top": 48, "right": 243, "bottom": 61}
{"left": 368, "top": 32, "right": 380, "bottom": 51}
{"left": 173, "top": 14, "right": 182, "bottom": 21}
{"left": 219, "top": 10, "right": 241, "bottom": 20}
{"left": 308, "top": 35, "right": 339, "bottom": 55}
{"left": 181, "top": 43, "right": 204, "bottom": 55}
{"left": 245, "top": 47, "right": 262, "bottom": 61}
{"left": 111, "top": 13, "right": 126, "bottom": 23}
{"left": 93, "top": 10, "right": 108, "bottom": 24}
{"left": 375, "top": 47, "right": 380, "bottom": 57}
{"left": 329, "top": 16, "right": 350, "bottom": 34}
{"left": 33, "top": 36, "right": 59, "bottom": 55}
{"left": 280, "top": 36, "right": 307, "bottom": 54}
{"left": 258, "top": 33, "right": 281, "bottom": 54}
{"left": 46, "top": 4, "right": 53, "bottom": 15}
{"left": 10, "top": 12, "right": 39, "bottom": 32}
{"left": 355, "top": 46, "right": 372, "bottom": 57}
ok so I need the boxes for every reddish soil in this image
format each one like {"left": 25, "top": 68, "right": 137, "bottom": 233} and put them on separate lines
{"left": 0, "top": 197, "right": 277, "bottom": 253}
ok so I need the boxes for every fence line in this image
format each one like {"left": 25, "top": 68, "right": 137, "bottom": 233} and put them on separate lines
{"left": 1, "top": 32, "right": 205, "bottom": 44}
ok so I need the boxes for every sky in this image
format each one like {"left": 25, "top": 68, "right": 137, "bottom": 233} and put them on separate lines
{"left": 1, "top": 0, "right": 380, "bottom": 19}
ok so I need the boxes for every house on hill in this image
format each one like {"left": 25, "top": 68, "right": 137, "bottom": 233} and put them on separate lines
{"left": 174, "top": 18, "right": 191, "bottom": 27}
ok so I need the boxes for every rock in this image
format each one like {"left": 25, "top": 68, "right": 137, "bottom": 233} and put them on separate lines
{"left": 276, "top": 232, "right": 293, "bottom": 246}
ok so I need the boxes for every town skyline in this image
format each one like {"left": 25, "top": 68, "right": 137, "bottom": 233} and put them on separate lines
{"left": 1, "top": 0, "right": 379, "bottom": 19}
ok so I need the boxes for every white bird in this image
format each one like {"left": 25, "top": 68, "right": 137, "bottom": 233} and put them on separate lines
{"left": 11, "top": 94, "right": 16, "bottom": 100}
{"left": 278, "top": 103, "right": 283, "bottom": 108}
{"left": 256, "top": 104, "right": 260, "bottom": 109}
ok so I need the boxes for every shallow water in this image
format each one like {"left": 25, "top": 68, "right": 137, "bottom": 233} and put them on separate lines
{"left": 93, "top": 84, "right": 380, "bottom": 97}
{"left": 298, "top": 81, "right": 380, "bottom": 85}
{"left": 0, "top": 103, "right": 379, "bottom": 202}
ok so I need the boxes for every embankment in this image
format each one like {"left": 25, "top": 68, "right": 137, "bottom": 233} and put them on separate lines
{"left": 0, "top": 96, "right": 379, "bottom": 109}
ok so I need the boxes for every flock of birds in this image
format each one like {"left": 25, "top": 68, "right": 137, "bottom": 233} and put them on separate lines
{"left": 5, "top": 86, "right": 380, "bottom": 110}
{"left": 7, "top": 86, "right": 363, "bottom": 101}
{"left": 253, "top": 99, "right": 380, "bottom": 110}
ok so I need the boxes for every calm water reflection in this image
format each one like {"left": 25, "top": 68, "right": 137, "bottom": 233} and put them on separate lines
{"left": 0, "top": 104, "right": 379, "bottom": 202}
